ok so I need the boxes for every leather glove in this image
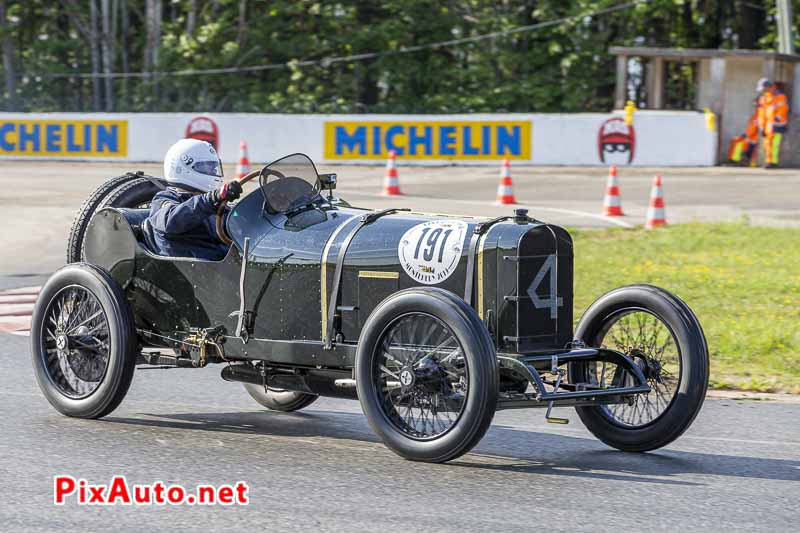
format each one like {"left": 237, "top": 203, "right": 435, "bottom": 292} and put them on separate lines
{"left": 206, "top": 181, "right": 243, "bottom": 208}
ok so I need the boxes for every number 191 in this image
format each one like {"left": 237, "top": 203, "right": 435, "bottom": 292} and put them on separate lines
{"left": 414, "top": 227, "right": 453, "bottom": 263}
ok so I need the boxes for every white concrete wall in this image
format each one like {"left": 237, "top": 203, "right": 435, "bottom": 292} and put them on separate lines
{"left": 0, "top": 111, "right": 717, "bottom": 166}
{"left": 719, "top": 57, "right": 764, "bottom": 160}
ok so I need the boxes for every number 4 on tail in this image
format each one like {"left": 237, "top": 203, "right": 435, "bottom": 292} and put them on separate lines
{"left": 526, "top": 254, "right": 563, "bottom": 319}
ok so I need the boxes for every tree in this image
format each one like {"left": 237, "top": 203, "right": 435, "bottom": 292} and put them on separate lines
{"left": 0, "top": 0, "right": 790, "bottom": 113}
{"left": 101, "top": 0, "right": 114, "bottom": 111}
{"left": 144, "top": 0, "right": 162, "bottom": 101}
{"left": 0, "top": 0, "right": 16, "bottom": 110}
{"left": 89, "top": 0, "right": 101, "bottom": 110}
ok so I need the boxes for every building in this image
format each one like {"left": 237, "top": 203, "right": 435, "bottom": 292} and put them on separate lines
{"left": 610, "top": 46, "right": 800, "bottom": 167}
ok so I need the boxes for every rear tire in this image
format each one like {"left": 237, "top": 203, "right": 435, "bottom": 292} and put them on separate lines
{"left": 571, "top": 284, "right": 709, "bottom": 452}
{"left": 243, "top": 384, "right": 318, "bottom": 412}
{"left": 356, "top": 288, "right": 497, "bottom": 463}
{"left": 31, "top": 264, "right": 138, "bottom": 419}
{"left": 67, "top": 174, "right": 163, "bottom": 263}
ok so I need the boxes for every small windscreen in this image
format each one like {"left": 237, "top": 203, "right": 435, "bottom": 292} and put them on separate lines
{"left": 260, "top": 153, "right": 322, "bottom": 214}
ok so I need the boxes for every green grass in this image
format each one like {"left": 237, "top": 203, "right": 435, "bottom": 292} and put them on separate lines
{"left": 570, "top": 222, "right": 800, "bottom": 394}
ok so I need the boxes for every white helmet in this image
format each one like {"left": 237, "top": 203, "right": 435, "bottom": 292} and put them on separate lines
{"left": 163, "top": 138, "right": 224, "bottom": 192}
{"left": 756, "top": 77, "right": 773, "bottom": 93}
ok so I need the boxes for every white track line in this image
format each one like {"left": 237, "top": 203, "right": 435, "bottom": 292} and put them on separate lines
{"left": 0, "top": 315, "right": 32, "bottom": 332}
{"left": 0, "top": 303, "right": 35, "bottom": 316}
{"left": 0, "top": 287, "right": 38, "bottom": 334}
{"left": 521, "top": 205, "right": 635, "bottom": 228}
{"left": 0, "top": 295, "right": 38, "bottom": 304}
{"left": 1, "top": 286, "right": 41, "bottom": 295}
{"left": 340, "top": 191, "right": 635, "bottom": 228}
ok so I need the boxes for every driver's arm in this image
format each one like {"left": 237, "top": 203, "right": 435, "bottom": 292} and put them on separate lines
{"left": 148, "top": 182, "right": 243, "bottom": 236}
{"left": 148, "top": 191, "right": 215, "bottom": 236}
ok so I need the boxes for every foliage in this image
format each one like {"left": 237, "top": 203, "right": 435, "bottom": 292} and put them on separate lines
{"left": 571, "top": 222, "right": 800, "bottom": 394}
{"left": 0, "top": 0, "right": 792, "bottom": 113}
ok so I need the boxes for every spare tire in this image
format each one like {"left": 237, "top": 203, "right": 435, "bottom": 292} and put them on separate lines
{"left": 67, "top": 173, "right": 164, "bottom": 263}
{"left": 243, "top": 384, "right": 318, "bottom": 412}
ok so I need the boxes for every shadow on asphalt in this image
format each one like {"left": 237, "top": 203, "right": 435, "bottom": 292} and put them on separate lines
{"left": 105, "top": 409, "right": 378, "bottom": 442}
{"left": 104, "top": 409, "right": 800, "bottom": 486}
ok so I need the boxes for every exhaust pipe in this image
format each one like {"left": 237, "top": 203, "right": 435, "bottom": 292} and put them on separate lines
{"left": 221, "top": 364, "right": 358, "bottom": 400}
{"left": 221, "top": 364, "right": 263, "bottom": 386}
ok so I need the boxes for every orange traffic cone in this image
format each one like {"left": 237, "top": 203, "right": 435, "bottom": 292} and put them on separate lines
{"left": 236, "top": 140, "right": 250, "bottom": 180}
{"left": 645, "top": 174, "right": 667, "bottom": 229}
{"left": 382, "top": 150, "right": 402, "bottom": 195}
{"left": 602, "top": 165, "right": 624, "bottom": 216}
{"left": 496, "top": 158, "right": 517, "bottom": 205}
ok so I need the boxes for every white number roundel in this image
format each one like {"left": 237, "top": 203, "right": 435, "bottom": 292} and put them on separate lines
{"left": 398, "top": 220, "right": 468, "bottom": 285}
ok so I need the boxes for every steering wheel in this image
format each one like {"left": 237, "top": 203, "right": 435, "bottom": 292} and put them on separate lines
{"left": 215, "top": 169, "right": 262, "bottom": 245}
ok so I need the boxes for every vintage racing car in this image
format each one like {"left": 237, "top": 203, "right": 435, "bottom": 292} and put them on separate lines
{"left": 31, "top": 154, "right": 709, "bottom": 463}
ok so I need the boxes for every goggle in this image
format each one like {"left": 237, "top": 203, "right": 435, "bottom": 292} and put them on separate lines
{"left": 193, "top": 160, "right": 223, "bottom": 177}
{"left": 603, "top": 143, "right": 631, "bottom": 153}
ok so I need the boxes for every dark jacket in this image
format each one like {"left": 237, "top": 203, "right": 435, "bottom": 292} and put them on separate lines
{"left": 144, "top": 187, "right": 230, "bottom": 260}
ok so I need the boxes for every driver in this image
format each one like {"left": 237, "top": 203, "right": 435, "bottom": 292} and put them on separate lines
{"left": 144, "top": 139, "right": 243, "bottom": 260}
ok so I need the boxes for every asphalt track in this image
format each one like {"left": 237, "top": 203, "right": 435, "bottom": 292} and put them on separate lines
{"left": 1, "top": 328, "right": 799, "bottom": 532}
{"left": 1, "top": 160, "right": 799, "bottom": 275}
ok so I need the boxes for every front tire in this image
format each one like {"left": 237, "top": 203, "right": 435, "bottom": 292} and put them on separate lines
{"left": 243, "top": 384, "right": 318, "bottom": 412}
{"left": 31, "top": 264, "right": 137, "bottom": 419}
{"left": 571, "top": 284, "right": 709, "bottom": 452}
{"left": 356, "top": 288, "right": 497, "bottom": 463}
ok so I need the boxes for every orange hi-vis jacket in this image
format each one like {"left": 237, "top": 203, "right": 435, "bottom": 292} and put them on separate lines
{"left": 757, "top": 92, "right": 771, "bottom": 131}
{"left": 745, "top": 112, "right": 759, "bottom": 142}
{"left": 758, "top": 90, "right": 789, "bottom": 134}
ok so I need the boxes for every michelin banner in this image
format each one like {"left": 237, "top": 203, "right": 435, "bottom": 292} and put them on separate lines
{"left": 324, "top": 120, "right": 532, "bottom": 160}
{"left": 0, "top": 111, "right": 717, "bottom": 166}
{"left": 0, "top": 119, "right": 127, "bottom": 157}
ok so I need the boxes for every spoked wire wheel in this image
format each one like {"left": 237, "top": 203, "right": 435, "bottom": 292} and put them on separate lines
{"left": 32, "top": 264, "right": 137, "bottom": 419}
{"left": 41, "top": 285, "right": 111, "bottom": 399}
{"left": 356, "top": 288, "right": 497, "bottom": 462}
{"left": 589, "top": 309, "right": 681, "bottom": 428}
{"left": 572, "top": 285, "right": 709, "bottom": 452}
{"left": 373, "top": 313, "right": 468, "bottom": 440}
